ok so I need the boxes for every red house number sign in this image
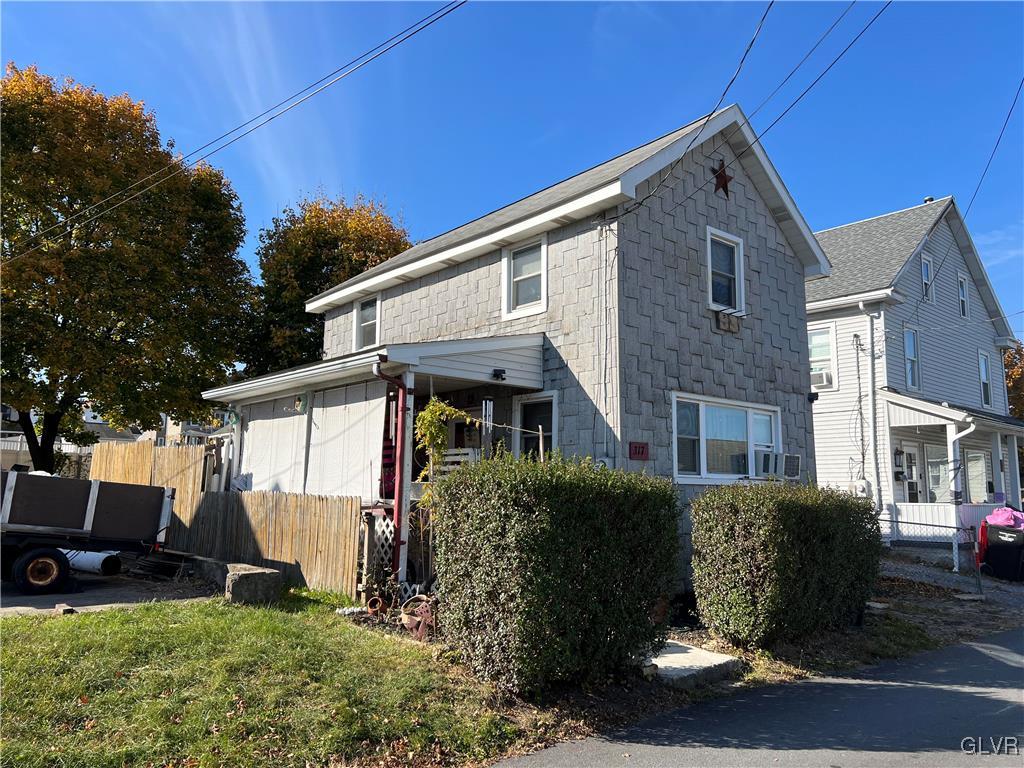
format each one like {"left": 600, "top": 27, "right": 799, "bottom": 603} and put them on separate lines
{"left": 628, "top": 442, "right": 650, "bottom": 461}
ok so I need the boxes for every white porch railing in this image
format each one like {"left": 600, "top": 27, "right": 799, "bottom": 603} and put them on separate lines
{"left": 884, "top": 503, "right": 1002, "bottom": 541}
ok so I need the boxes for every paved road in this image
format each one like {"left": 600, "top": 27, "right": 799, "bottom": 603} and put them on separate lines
{"left": 503, "top": 628, "right": 1024, "bottom": 768}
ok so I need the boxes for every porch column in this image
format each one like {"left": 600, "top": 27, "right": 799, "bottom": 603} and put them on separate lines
{"left": 991, "top": 432, "right": 1005, "bottom": 502}
{"left": 1007, "top": 435, "right": 1022, "bottom": 509}
{"left": 397, "top": 370, "right": 415, "bottom": 583}
{"left": 946, "top": 423, "right": 963, "bottom": 507}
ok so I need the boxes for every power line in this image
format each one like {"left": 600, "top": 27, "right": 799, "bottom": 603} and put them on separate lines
{"left": 626, "top": 0, "right": 775, "bottom": 215}
{"left": 10, "top": 1, "right": 465, "bottom": 254}
{"left": 4, "top": 1, "right": 466, "bottom": 265}
{"left": 909, "top": 75, "right": 1024, "bottom": 326}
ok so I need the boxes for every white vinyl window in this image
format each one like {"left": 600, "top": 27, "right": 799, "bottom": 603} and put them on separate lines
{"left": 807, "top": 324, "right": 837, "bottom": 391}
{"left": 502, "top": 235, "right": 547, "bottom": 319}
{"left": 957, "top": 274, "right": 970, "bottom": 318}
{"left": 921, "top": 255, "right": 933, "bottom": 303}
{"left": 706, "top": 226, "right": 744, "bottom": 312}
{"left": 672, "top": 393, "right": 780, "bottom": 483}
{"left": 904, "top": 329, "right": 920, "bottom": 390}
{"left": 354, "top": 296, "right": 379, "bottom": 350}
{"left": 979, "top": 351, "right": 992, "bottom": 408}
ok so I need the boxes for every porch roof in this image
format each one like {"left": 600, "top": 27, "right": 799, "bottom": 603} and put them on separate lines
{"left": 202, "top": 334, "right": 545, "bottom": 404}
{"left": 880, "top": 389, "right": 1024, "bottom": 436}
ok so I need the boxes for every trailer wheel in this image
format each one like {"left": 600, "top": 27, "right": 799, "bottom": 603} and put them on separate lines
{"left": 12, "top": 548, "right": 70, "bottom": 595}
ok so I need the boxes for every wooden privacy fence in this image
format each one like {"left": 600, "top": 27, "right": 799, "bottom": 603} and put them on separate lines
{"left": 89, "top": 442, "right": 362, "bottom": 598}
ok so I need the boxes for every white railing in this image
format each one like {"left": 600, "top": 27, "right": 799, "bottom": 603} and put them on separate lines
{"left": 0, "top": 432, "right": 94, "bottom": 456}
{"left": 957, "top": 503, "right": 1003, "bottom": 533}
{"left": 883, "top": 503, "right": 956, "bottom": 540}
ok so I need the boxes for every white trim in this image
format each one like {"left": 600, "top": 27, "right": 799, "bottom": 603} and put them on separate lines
{"left": 807, "top": 320, "right": 839, "bottom": 392}
{"left": 671, "top": 391, "right": 781, "bottom": 484}
{"left": 978, "top": 349, "right": 993, "bottom": 410}
{"left": 353, "top": 294, "right": 381, "bottom": 351}
{"left": 920, "top": 254, "right": 934, "bottom": 304}
{"left": 806, "top": 288, "right": 904, "bottom": 313}
{"left": 957, "top": 272, "right": 970, "bottom": 319}
{"left": 706, "top": 226, "right": 745, "bottom": 312}
{"left": 511, "top": 389, "right": 558, "bottom": 458}
{"left": 501, "top": 233, "right": 548, "bottom": 321}
{"left": 903, "top": 326, "right": 921, "bottom": 391}
{"left": 203, "top": 350, "right": 383, "bottom": 402}
{"left": 305, "top": 182, "right": 627, "bottom": 313}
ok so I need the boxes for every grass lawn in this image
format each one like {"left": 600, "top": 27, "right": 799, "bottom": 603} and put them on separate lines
{"left": 0, "top": 592, "right": 522, "bottom": 768}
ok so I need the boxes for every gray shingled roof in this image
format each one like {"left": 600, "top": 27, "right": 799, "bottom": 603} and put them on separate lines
{"left": 806, "top": 197, "right": 951, "bottom": 303}
{"left": 307, "top": 109, "right": 723, "bottom": 304}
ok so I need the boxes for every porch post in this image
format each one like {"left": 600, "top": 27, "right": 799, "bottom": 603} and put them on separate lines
{"left": 397, "top": 370, "right": 415, "bottom": 583}
{"left": 991, "top": 432, "right": 1005, "bottom": 502}
{"left": 1007, "top": 435, "right": 1022, "bottom": 509}
{"left": 946, "top": 423, "right": 962, "bottom": 573}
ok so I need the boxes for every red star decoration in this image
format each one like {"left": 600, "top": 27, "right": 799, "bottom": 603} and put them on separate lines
{"left": 710, "top": 159, "right": 733, "bottom": 198}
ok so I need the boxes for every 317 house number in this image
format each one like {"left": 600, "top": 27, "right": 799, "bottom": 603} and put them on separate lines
{"left": 628, "top": 442, "right": 649, "bottom": 461}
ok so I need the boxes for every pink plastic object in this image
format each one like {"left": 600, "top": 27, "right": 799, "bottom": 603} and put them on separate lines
{"left": 985, "top": 507, "right": 1024, "bottom": 530}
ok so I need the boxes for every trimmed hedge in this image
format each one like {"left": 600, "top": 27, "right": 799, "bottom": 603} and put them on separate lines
{"left": 690, "top": 483, "right": 882, "bottom": 649}
{"left": 431, "top": 453, "right": 678, "bottom": 696}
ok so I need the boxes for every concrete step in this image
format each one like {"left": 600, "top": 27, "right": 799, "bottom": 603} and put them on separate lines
{"left": 650, "top": 640, "right": 742, "bottom": 689}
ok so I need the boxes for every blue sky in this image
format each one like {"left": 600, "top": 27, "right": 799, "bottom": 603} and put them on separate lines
{"left": 3, "top": 1, "right": 1022, "bottom": 335}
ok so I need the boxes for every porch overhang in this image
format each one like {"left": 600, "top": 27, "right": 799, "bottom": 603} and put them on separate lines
{"left": 880, "top": 390, "right": 1024, "bottom": 437}
{"left": 203, "top": 334, "right": 545, "bottom": 404}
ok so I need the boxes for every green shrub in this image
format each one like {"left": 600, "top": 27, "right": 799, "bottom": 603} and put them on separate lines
{"left": 431, "top": 453, "right": 678, "bottom": 696}
{"left": 690, "top": 483, "right": 882, "bottom": 649}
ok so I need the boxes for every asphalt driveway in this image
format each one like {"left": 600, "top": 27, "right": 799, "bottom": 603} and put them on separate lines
{"left": 0, "top": 573, "right": 216, "bottom": 616}
{"left": 503, "top": 628, "right": 1024, "bottom": 768}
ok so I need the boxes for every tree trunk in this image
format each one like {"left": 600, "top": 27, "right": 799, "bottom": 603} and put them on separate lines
{"left": 17, "top": 409, "right": 62, "bottom": 474}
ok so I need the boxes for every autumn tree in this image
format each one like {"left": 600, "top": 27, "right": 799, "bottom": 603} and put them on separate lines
{"left": 1, "top": 64, "right": 255, "bottom": 472}
{"left": 1006, "top": 340, "right": 1024, "bottom": 419}
{"left": 244, "top": 195, "right": 410, "bottom": 375}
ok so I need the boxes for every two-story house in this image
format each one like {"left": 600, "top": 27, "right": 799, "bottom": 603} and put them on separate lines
{"left": 806, "top": 196, "right": 1022, "bottom": 542}
{"left": 205, "top": 104, "right": 830, "bottom": 582}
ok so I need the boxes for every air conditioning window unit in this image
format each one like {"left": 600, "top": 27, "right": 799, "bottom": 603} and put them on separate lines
{"left": 782, "top": 453, "right": 802, "bottom": 480}
{"left": 810, "top": 370, "right": 833, "bottom": 388}
{"left": 753, "top": 451, "right": 802, "bottom": 480}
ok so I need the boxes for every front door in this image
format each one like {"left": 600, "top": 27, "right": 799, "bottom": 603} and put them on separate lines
{"left": 903, "top": 443, "right": 923, "bottom": 503}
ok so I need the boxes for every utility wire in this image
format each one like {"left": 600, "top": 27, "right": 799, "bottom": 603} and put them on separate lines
{"left": 5, "top": 0, "right": 466, "bottom": 265}
{"left": 626, "top": 0, "right": 775, "bottom": 216}
{"left": 10, "top": 1, "right": 464, "bottom": 253}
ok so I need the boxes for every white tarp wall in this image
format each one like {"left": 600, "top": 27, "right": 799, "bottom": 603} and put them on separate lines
{"left": 306, "top": 380, "right": 388, "bottom": 501}
{"left": 239, "top": 396, "right": 307, "bottom": 493}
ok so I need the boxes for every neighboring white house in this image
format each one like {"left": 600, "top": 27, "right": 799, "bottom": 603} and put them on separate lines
{"left": 205, "top": 104, "right": 830, "bottom": 583}
{"left": 806, "top": 196, "right": 1022, "bottom": 539}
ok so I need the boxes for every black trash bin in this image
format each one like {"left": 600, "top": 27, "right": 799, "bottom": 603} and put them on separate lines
{"left": 983, "top": 525, "right": 1024, "bottom": 581}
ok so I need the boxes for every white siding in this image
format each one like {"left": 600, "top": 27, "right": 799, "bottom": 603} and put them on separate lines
{"left": 885, "top": 215, "right": 1008, "bottom": 414}
{"left": 239, "top": 396, "right": 308, "bottom": 493}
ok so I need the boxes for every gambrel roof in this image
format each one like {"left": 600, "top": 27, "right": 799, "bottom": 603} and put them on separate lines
{"left": 306, "top": 104, "right": 830, "bottom": 313}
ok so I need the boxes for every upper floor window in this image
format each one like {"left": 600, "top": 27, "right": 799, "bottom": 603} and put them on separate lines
{"left": 502, "top": 235, "right": 547, "bottom": 319}
{"left": 904, "top": 328, "right": 920, "bottom": 390}
{"left": 979, "top": 351, "right": 992, "bottom": 408}
{"left": 354, "top": 296, "right": 379, "bottom": 350}
{"left": 921, "top": 255, "right": 934, "bottom": 303}
{"left": 706, "top": 227, "right": 744, "bottom": 312}
{"left": 672, "top": 393, "right": 780, "bottom": 482}
{"left": 958, "top": 274, "right": 970, "bottom": 318}
{"left": 808, "top": 324, "right": 837, "bottom": 391}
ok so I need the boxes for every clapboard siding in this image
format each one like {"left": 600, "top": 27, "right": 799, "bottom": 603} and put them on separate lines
{"left": 885, "top": 215, "right": 1008, "bottom": 414}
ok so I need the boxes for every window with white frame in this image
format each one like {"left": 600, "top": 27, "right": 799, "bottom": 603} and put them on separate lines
{"left": 502, "top": 236, "right": 546, "bottom": 319}
{"left": 979, "top": 351, "right": 992, "bottom": 407}
{"left": 354, "top": 296, "right": 379, "bottom": 349}
{"left": 904, "top": 329, "right": 920, "bottom": 390}
{"left": 921, "top": 255, "right": 933, "bottom": 302}
{"left": 925, "top": 444, "right": 952, "bottom": 503}
{"left": 512, "top": 391, "right": 557, "bottom": 459}
{"left": 957, "top": 274, "right": 970, "bottom": 318}
{"left": 706, "top": 227, "right": 744, "bottom": 312}
{"left": 672, "top": 394, "right": 779, "bottom": 481}
{"left": 807, "top": 324, "right": 837, "bottom": 390}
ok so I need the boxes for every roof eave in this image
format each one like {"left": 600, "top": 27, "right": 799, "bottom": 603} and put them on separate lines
{"left": 807, "top": 288, "right": 905, "bottom": 313}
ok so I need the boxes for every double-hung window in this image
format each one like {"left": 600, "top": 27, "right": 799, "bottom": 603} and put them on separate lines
{"left": 958, "top": 274, "right": 970, "bottom": 318}
{"left": 502, "top": 236, "right": 547, "bottom": 319}
{"left": 921, "top": 255, "right": 933, "bottom": 302}
{"left": 354, "top": 296, "right": 379, "bottom": 350}
{"left": 904, "top": 329, "right": 920, "bottom": 390}
{"left": 673, "top": 394, "right": 779, "bottom": 482}
{"left": 808, "top": 324, "right": 837, "bottom": 390}
{"left": 979, "top": 351, "right": 992, "bottom": 408}
{"left": 706, "top": 227, "right": 744, "bottom": 312}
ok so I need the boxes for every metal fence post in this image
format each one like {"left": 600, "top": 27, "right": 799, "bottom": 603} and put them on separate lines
{"left": 970, "top": 526, "right": 984, "bottom": 596}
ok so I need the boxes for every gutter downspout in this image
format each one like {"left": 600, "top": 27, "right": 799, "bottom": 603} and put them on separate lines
{"left": 858, "top": 301, "right": 884, "bottom": 512}
{"left": 947, "top": 419, "right": 977, "bottom": 573}
{"left": 373, "top": 361, "right": 406, "bottom": 576}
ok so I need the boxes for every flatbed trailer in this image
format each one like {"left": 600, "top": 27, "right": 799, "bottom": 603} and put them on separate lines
{"left": 1, "top": 470, "right": 174, "bottom": 594}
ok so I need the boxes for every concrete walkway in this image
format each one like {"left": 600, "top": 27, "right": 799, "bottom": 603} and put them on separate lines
{"left": 501, "top": 628, "right": 1024, "bottom": 768}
